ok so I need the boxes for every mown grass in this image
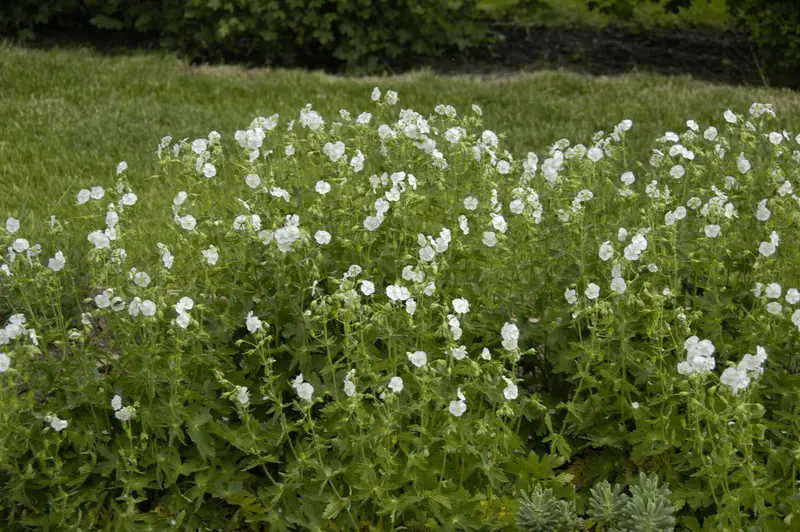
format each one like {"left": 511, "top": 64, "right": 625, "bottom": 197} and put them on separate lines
{"left": 1, "top": 43, "right": 799, "bottom": 241}
{"left": 478, "top": 0, "right": 732, "bottom": 29}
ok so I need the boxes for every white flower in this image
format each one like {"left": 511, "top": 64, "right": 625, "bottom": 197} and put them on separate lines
{"left": 449, "top": 388, "right": 467, "bottom": 417}
{"left": 388, "top": 376, "right": 404, "bottom": 393}
{"left": 323, "top": 141, "right": 346, "bottom": 163}
{"left": 49, "top": 417, "right": 69, "bottom": 431}
{"left": 587, "top": 147, "right": 603, "bottom": 162}
{"left": 314, "top": 230, "right": 332, "bottom": 245}
{"left": 424, "top": 282, "right": 436, "bottom": 296}
{"left": 452, "top": 298, "right": 470, "bottom": 315}
{"left": 631, "top": 402, "right": 640, "bottom": 409}
{"left": 140, "top": 300, "right": 156, "bottom": 317}
{"left": 610, "top": 277, "right": 627, "bottom": 294}
{"left": 482, "top": 231, "right": 498, "bottom": 247}
{"left": 407, "top": 351, "right": 427, "bottom": 367}
{"left": 12, "top": 238, "right": 29, "bottom": 253}
{"left": 624, "top": 234, "right": 647, "bottom": 261}
{"left": 502, "top": 376, "right": 518, "bottom": 400}
{"left": 343, "top": 370, "right": 356, "bottom": 397}
{"left": 621, "top": 172, "right": 635, "bottom": 186}
{"left": 191, "top": 138, "right": 208, "bottom": 155}
{"left": 0, "top": 352, "right": 10, "bottom": 372}
{"left": 236, "top": 386, "right": 250, "bottom": 405}
{"left": 385, "top": 90, "right": 398, "bottom": 105}
{"left": 90, "top": 186, "right": 104, "bottom": 200}
{"left": 704, "top": 224, "right": 721, "bottom": 238}
{"left": 419, "top": 246, "right": 436, "bottom": 262}
{"left": 724, "top": 109, "right": 737, "bottom": 123}
{"left": 292, "top": 373, "right": 315, "bottom": 401}
{"left": 497, "top": 160, "right": 511, "bottom": 174}
{"left": 766, "top": 302, "right": 783, "bottom": 315}
{"left": 501, "top": 322, "right": 519, "bottom": 351}
{"left": 792, "top": 309, "right": 800, "bottom": 329}
{"left": 371, "top": 87, "right": 381, "bottom": 101}
{"left": 315, "top": 180, "right": 331, "bottom": 195}
{"left": 48, "top": 251, "right": 66, "bottom": 272}
{"left": 179, "top": 215, "right": 197, "bottom": 231}
{"left": 445, "top": 127, "right": 463, "bottom": 143}
{"left": 480, "top": 348, "right": 492, "bottom": 360}
{"left": 464, "top": 197, "right": 478, "bottom": 210}
{"left": 703, "top": 126, "right": 718, "bottom": 141}
{"left": 95, "top": 289, "right": 113, "bottom": 309}
{"left": 386, "top": 284, "right": 411, "bottom": 302}
{"left": 720, "top": 367, "right": 749, "bottom": 395}
{"left": 246, "top": 311, "right": 263, "bottom": 333}
{"left": 173, "top": 191, "right": 188, "bottom": 206}
{"left": 176, "top": 297, "right": 194, "bottom": 314}
{"left": 759, "top": 241, "right": 776, "bottom": 257}
{"left": 115, "top": 407, "right": 132, "bottom": 421}
{"left": 202, "top": 245, "right": 219, "bottom": 266}
{"left": 766, "top": 283, "right": 782, "bottom": 299}
{"left": 360, "top": 280, "right": 375, "bottom": 296}
{"left": 452, "top": 345, "right": 467, "bottom": 360}
{"left": 245, "top": 173, "right": 261, "bottom": 189}
{"left": 77, "top": 189, "right": 91, "bottom": 204}
{"left": 364, "top": 216, "right": 382, "bottom": 232}
{"left": 405, "top": 298, "right": 417, "bottom": 316}
{"left": 449, "top": 398, "right": 467, "bottom": 417}
{"left": 202, "top": 163, "right": 216, "bottom": 178}
{"left": 5, "top": 217, "right": 20, "bottom": 234}
{"left": 356, "top": 112, "right": 372, "bottom": 125}
{"left": 111, "top": 395, "right": 123, "bottom": 411}
{"left": 669, "top": 165, "right": 685, "bottom": 179}
{"left": 786, "top": 288, "right": 799, "bottom": 305}
{"left": 111, "top": 297, "right": 125, "bottom": 312}
{"left": 491, "top": 214, "right": 508, "bottom": 233}
{"left": 133, "top": 271, "right": 151, "bottom": 288}
{"left": 564, "top": 288, "right": 577, "bottom": 305}
{"left": 121, "top": 192, "right": 137, "bottom": 206}
{"left": 737, "top": 152, "right": 751, "bottom": 174}
{"left": 599, "top": 241, "right": 614, "bottom": 261}
{"left": 585, "top": 283, "right": 600, "bottom": 300}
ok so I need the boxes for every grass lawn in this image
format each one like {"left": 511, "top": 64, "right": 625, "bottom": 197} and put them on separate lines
{"left": 1, "top": 44, "right": 799, "bottom": 236}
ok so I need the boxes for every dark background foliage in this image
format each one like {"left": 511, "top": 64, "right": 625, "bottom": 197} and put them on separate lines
{"left": 0, "top": 1, "right": 797, "bottom": 87}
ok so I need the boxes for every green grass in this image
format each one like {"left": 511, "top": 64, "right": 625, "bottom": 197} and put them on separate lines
{"left": 1, "top": 44, "right": 799, "bottom": 235}
{"left": 478, "top": 0, "right": 732, "bottom": 29}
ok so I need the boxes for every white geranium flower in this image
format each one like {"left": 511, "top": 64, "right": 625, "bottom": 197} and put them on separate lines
{"left": 133, "top": 271, "right": 151, "bottom": 288}
{"left": 599, "top": 241, "right": 614, "bottom": 261}
{"left": 388, "top": 376, "right": 404, "bottom": 393}
{"left": 245, "top": 174, "right": 261, "bottom": 189}
{"left": 452, "top": 298, "right": 470, "bottom": 314}
{"left": 585, "top": 283, "right": 600, "bottom": 300}
{"left": 5, "top": 217, "right": 20, "bottom": 234}
{"left": 246, "top": 311, "right": 263, "bottom": 333}
{"left": 315, "top": 230, "right": 332, "bottom": 245}
{"left": 48, "top": 251, "right": 66, "bottom": 272}
{"left": 360, "top": 280, "right": 375, "bottom": 296}
{"left": 202, "top": 245, "right": 219, "bottom": 265}
{"left": 501, "top": 322, "right": 519, "bottom": 351}
{"left": 407, "top": 351, "right": 427, "bottom": 367}
{"left": 704, "top": 224, "right": 721, "bottom": 238}
{"left": 452, "top": 345, "right": 467, "bottom": 360}
{"left": 502, "top": 376, "right": 518, "bottom": 400}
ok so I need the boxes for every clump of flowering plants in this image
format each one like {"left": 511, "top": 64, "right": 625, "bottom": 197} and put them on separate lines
{"left": 1, "top": 92, "right": 799, "bottom": 530}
